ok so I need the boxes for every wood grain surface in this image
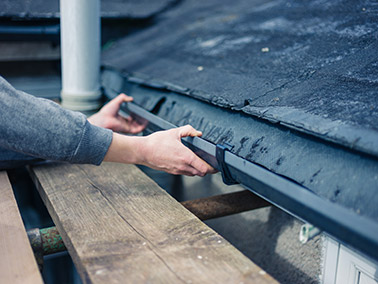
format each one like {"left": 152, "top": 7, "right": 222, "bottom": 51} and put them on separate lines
{"left": 0, "top": 171, "right": 43, "bottom": 284}
{"left": 30, "top": 162, "right": 276, "bottom": 284}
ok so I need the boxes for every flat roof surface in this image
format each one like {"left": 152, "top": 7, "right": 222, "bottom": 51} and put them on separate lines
{"left": 103, "top": 0, "right": 378, "bottom": 157}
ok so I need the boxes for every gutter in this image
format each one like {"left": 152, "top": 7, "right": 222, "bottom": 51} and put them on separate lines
{"left": 101, "top": 76, "right": 378, "bottom": 261}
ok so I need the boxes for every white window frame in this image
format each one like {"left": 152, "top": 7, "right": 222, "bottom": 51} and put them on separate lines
{"left": 322, "top": 236, "right": 378, "bottom": 284}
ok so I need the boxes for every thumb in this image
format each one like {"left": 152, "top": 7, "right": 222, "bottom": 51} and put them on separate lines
{"left": 103, "top": 93, "right": 133, "bottom": 114}
{"left": 111, "top": 93, "right": 133, "bottom": 107}
{"left": 178, "top": 125, "right": 202, "bottom": 138}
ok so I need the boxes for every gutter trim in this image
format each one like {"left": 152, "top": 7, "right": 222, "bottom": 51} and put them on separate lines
{"left": 120, "top": 101, "right": 378, "bottom": 262}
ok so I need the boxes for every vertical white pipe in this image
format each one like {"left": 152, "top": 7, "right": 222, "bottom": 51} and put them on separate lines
{"left": 60, "top": 0, "right": 101, "bottom": 111}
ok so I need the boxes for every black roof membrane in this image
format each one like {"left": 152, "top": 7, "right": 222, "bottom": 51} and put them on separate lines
{"left": 102, "top": 69, "right": 378, "bottom": 226}
{"left": 103, "top": 0, "right": 378, "bottom": 157}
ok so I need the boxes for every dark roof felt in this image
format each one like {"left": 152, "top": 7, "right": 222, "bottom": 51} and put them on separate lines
{"left": 102, "top": 70, "right": 378, "bottom": 224}
{"left": 102, "top": 0, "right": 378, "bottom": 234}
{"left": 103, "top": 0, "right": 378, "bottom": 157}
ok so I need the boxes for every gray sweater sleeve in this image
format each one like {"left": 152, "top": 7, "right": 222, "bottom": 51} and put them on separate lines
{"left": 0, "top": 76, "right": 113, "bottom": 166}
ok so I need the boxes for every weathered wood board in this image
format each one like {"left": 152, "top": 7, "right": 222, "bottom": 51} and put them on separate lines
{"left": 0, "top": 171, "right": 43, "bottom": 284}
{"left": 30, "top": 162, "right": 276, "bottom": 283}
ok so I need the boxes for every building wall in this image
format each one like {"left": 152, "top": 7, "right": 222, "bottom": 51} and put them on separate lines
{"left": 323, "top": 237, "right": 378, "bottom": 284}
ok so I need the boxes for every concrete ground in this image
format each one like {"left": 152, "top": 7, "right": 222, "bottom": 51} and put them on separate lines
{"left": 142, "top": 168, "right": 323, "bottom": 284}
{"left": 183, "top": 174, "right": 323, "bottom": 284}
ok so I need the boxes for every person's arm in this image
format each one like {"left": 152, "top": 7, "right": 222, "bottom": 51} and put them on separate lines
{"left": 104, "top": 126, "right": 214, "bottom": 176}
{"left": 88, "top": 94, "right": 214, "bottom": 176}
{"left": 0, "top": 76, "right": 214, "bottom": 176}
{"left": 86, "top": 93, "right": 214, "bottom": 176}
{"left": 0, "top": 76, "right": 112, "bottom": 165}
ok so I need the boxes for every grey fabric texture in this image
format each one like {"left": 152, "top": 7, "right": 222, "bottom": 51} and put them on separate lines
{"left": 0, "top": 76, "right": 113, "bottom": 169}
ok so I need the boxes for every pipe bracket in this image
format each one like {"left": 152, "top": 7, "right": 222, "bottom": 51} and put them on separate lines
{"left": 216, "top": 143, "right": 238, "bottom": 185}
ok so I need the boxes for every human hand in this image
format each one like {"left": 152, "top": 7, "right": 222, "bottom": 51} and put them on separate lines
{"left": 88, "top": 93, "right": 146, "bottom": 134}
{"left": 138, "top": 125, "right": 217, "bottom": 176}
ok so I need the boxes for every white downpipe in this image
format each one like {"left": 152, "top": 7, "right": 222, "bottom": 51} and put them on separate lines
{"left": 60, "top": 0, "right": 101, "bottom": 111}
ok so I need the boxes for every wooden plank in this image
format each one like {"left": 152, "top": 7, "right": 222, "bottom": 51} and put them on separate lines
{"left": 0, "top": 171, "right": 43, "bottom": 284}
{"left": 30, "top": 162, "right": 277, "bottom": 284}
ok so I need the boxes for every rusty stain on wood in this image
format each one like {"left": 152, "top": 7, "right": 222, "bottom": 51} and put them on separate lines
{"left": 181, "top": 190, "right": 270, "bottom": 220}
{"left": 0, "top": 171, "right": 43, "bottom": 284}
